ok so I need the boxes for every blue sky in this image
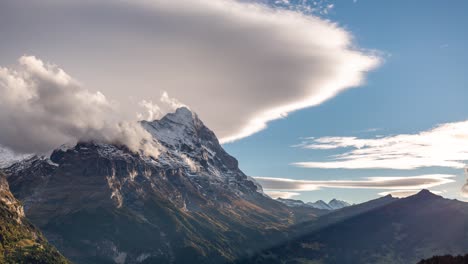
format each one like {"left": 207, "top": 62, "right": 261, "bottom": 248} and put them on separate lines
{"left": 225, "top": 0, "right": 468, "bottom": 203}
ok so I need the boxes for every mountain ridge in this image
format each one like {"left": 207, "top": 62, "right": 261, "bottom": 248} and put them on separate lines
{"left": 277, "top": 197, "right": 350, "bottom": 211}
{"left": 242, "top": 189, "right": 468, "bottom": 264}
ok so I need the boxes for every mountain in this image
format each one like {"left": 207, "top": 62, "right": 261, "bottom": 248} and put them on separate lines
{"left": 0, "top": 171, "right": 69, "bottom": 263}
{"left": 242, "top": 190, "right": 468, "bottom": 264}
{"left": 306, "top": 200, "right": 332, "bottom": 210}
{"left": 308, "top": 199, "right": 350, "bottom": 210}
{"left": 4, "top": 107, "right": 320, "bottom": 264}
{"left": 276, "top": 198, "right": 310, "bottom": 208}
{"left": 275, "top": 198, "right": 330, "bottom": 219}
{"left": 293, "top": 194, "right": 397, "bottom": 235}
{"left": 328, "top": 198, "right": 351, "bottom": 210}
{"left": 277, "top": 197, "right": 350, "bottom": 211}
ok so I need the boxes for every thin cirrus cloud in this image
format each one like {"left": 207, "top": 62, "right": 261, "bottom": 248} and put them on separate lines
{"left": 263, "top": 191, "right": 301, "bottom": 199}
{"left": 0, "top": 0, "right": 380, "bottom": 144}
{"left": 293, "top": 120, "right": 468, "bottom": 169}
{"left": 255, "top": 174, "right": 455, "bottom": 193}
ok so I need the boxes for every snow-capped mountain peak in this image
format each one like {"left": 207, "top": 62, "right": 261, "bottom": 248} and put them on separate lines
{"left": 142, "top": 107, "right": 219, "bottom": 149}
{"left": 163, "top": 107, "right": 198, "bottom": 127}
{"left": 328, "top": 199, "right": 351, "bottom": 210}
{"left": 278, "top": 198, "right": 351, "bottom": 211}
{"left": 140, "top": 107, "right": 243, "bottom": 178}
{"left": 306, "top": 200, "right": 332, "bottom": 210}
{"left": 276, "top": 198, "right": 307, "bottom": 207}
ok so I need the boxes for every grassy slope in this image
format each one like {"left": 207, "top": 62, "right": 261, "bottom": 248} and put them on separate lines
{"left": 0, "top": 172, "right": 70, "bottom": 264}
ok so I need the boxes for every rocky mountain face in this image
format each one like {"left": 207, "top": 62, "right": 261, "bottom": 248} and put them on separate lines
{"left": 242, "top": 190, "right": 468, "bottom": 264}
{"left": 4, "top": 107, "right": 320, "bottom": 264}
{"left": 306, "top": 199, "right": 332, "bottom": 210}
{"left": 276, "top": 198, "right": 309, "bottom": 208}
{"left": 277, "top": 197, "right": 350, "bottom": 211}
{"left": 0, "top": 171, "right": 69, "bottom": 263}
{"left": 327, "top": 199, "right": 351, "bottom": 210}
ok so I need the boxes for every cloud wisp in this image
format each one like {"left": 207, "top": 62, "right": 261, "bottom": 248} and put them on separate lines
{"left": 0, "top": 0, "right": 380, "bottom": 143}
{"left": 137, "top": 92, "right": 187, "bottom": 121}
{"left": 263, "top": 191, "right": 301, "bottom": 199}
{"left": 0, "top": 56, "right": 160, "bottom": 157}
{"left": 255, "top": 174, "right": 455, "bottom": 193}
{"left": 293, "top": 121, "right": 468, "bottom": 169}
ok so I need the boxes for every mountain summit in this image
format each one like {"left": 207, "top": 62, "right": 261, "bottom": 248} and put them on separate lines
{"left": 328, "top": 198, "right": 351, "bottom": 210}
{"left": 141, "top": 107, "right": 239, "bottom": 173}
{"left": 413, "top": 189, "right": 441, "bottom": 199}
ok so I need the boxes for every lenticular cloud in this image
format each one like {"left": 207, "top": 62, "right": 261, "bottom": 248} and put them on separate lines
{"left": 0, "top": 56, "right": 159, "bottom": 157}
{"left": 0, "top": 0, "right": 381, "bottom": 143}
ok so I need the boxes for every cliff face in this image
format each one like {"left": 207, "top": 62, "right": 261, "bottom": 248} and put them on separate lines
{"left": 0, "top": 171, "right": 70, "bottom": 264}
{"left": 0, "top": 172, "right": 24, "bottom": 223}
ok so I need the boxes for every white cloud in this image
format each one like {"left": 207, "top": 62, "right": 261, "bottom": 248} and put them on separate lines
{"left": 0, "top": 0, "right": 380, "bottom": 143}
{"left": 0, "top": 56, "right": 160, "bottom": 157}
{"left": 180, "top": 153, "right": 199, "bottom": 172}
{"left": 255, "top": 174, "right": 455, "bottom": 191}
{"left": 160, "top": 92, "right": 186, "bottom": 112}
{"left": 137, "top": 92, "right": 186, "bottom": 121}
{"left": 137, "top": 100, "right": 162, "bottom": 121}
{"left": 264, "top": 190, "right": 300, "bottom": 199}
{"left": 294, "top": 121, "right": 468, "bottom": 169}
{"left": 378, "top": 189, "right": 442, "bottom": 198}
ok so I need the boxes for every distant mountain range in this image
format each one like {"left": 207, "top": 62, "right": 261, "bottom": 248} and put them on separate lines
{"left": 277, "top": 197, "right": 351, "bottom": 211}
{"left": 241, "top": 189, "right": 468, "bottom": 264}
{"left": 2, "top": 107, "right": 468, "bottom": 264}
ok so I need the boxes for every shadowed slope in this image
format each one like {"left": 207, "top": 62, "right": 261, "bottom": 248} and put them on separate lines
{"left": 241, "top": 190, "right": 468, "bottom": 264}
